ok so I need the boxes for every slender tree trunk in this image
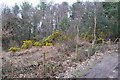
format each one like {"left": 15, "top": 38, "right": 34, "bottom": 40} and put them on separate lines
{"left": 33, "top": 23, "right": 37, "bottom": 37}
{"left": 76, "top": 25, "right": 79, "bottom": 60}
{"left": 92, "top": 2, "right": 97, "bottom": 48}
{"left": 28, "top": 25, "right": 31, "bottom": 40}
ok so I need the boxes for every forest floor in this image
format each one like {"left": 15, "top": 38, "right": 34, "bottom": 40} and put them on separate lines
{"left": 2, "top": 43, "right": 118, "bottom": 78}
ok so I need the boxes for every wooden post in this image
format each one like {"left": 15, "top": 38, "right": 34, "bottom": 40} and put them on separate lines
{"left": 43, "top": 52, "right": 46, "bottom": 78}
{"left": 76, "top": 44, "right": 78, "bottom": 60}
{"left": 76, "top": 26, "right": 79, "bottom": 60}
{"left": 10, "top": 59, "right": 13, "bottom": 74}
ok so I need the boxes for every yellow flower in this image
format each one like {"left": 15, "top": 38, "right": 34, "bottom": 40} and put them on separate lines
{"left": 21, "top": 40, "right": 33, "bottom": 49}
{"left": 9, "top": 47, "right": 21, "bottom": 52}
{"left": 46, "top": 42, "right": 52, "bottom": 46}
{"left": 33, "top": 42, "right": 39, "bottom": 46}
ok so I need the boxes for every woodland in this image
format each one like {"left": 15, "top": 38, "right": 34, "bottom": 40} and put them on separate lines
{"left": 1, "top": 0, "right": 120, "bottom": 78}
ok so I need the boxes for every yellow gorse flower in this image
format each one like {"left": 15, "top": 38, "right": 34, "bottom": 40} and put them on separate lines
{"left": 9, "top": 47, "right": 21, "bottom": 52}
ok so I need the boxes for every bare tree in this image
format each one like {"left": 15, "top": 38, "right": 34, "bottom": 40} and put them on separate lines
{"left": 92, "top": 2, "right": 97, "bottom": 47}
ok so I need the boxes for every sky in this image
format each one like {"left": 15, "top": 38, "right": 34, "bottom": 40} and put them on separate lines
{"left": 0, "top": 0, "right": 105, "bottom": 8}
{"left": 0, "top": 0, "right": 75, "bottom": 7}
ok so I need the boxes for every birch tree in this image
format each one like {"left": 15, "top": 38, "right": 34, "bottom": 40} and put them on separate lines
{"left": 92, "top": 2, "right": 97, "bottom": 47}
{"left": 71, "top": 2, "right": 85, "bottom": 60}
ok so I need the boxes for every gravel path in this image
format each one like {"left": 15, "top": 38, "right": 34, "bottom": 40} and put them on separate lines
{"left": 80, "top": 53, "right": 118, "bottom": 78}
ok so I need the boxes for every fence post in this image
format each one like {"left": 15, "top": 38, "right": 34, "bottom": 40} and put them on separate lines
{"left": 76, "top": 44, "right": 78, "bottom": 60}
{"left": 76, "top": 25, "right": 79, "bottom": 61}
{"left": 43, "top": 52, "right": 46, "bottom": 78}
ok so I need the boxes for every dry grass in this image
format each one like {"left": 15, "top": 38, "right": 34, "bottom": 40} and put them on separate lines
{"left": 2, "top": 40, "right": 118, "bottom": 78}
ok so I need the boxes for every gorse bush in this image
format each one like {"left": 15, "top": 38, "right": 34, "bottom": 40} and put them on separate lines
{"left": 45, "top": 42, "right": 52, "bottom": 46}
{"left": 80, "top": 33, "right": 94, "bottom": 42}
{"left": 96, "top": 37, "right": 103, "bottom": 43}
{"left": 80, "top": 32, "right": 106, "bottom": 43}
{"left": 52, "top": 30, "right": 62, "bottom": 37}
{"left": 33, "top": 42, "right": 40, "bottom": 46}
{"left": 8, "top": 30, "right": 70, "bottom": 51}
{"left": 9, "top": 47, "right": 21, "bottom": 52}
{"left": 42, "top": 30, "right": 63, "bottom": 44}
{"left": 86, "top": 34, "right": 94, "bottom": 41}
{"left": 43, "top": 36, "right": 53, "bottom": 43}
{"left": 21, "top": 40, "right": 33, "bottom": 49}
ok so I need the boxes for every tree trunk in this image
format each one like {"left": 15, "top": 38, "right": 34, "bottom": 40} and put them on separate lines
{"left": 92, "top": 2, "right": 97, "bottom": 48}
{"left": 28, "top": 25, "right": 31, "bottom": 40}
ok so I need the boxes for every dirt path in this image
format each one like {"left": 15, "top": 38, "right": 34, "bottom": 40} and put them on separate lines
{"left": 80, "top": 53, "right": 118, "bottom": 78}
